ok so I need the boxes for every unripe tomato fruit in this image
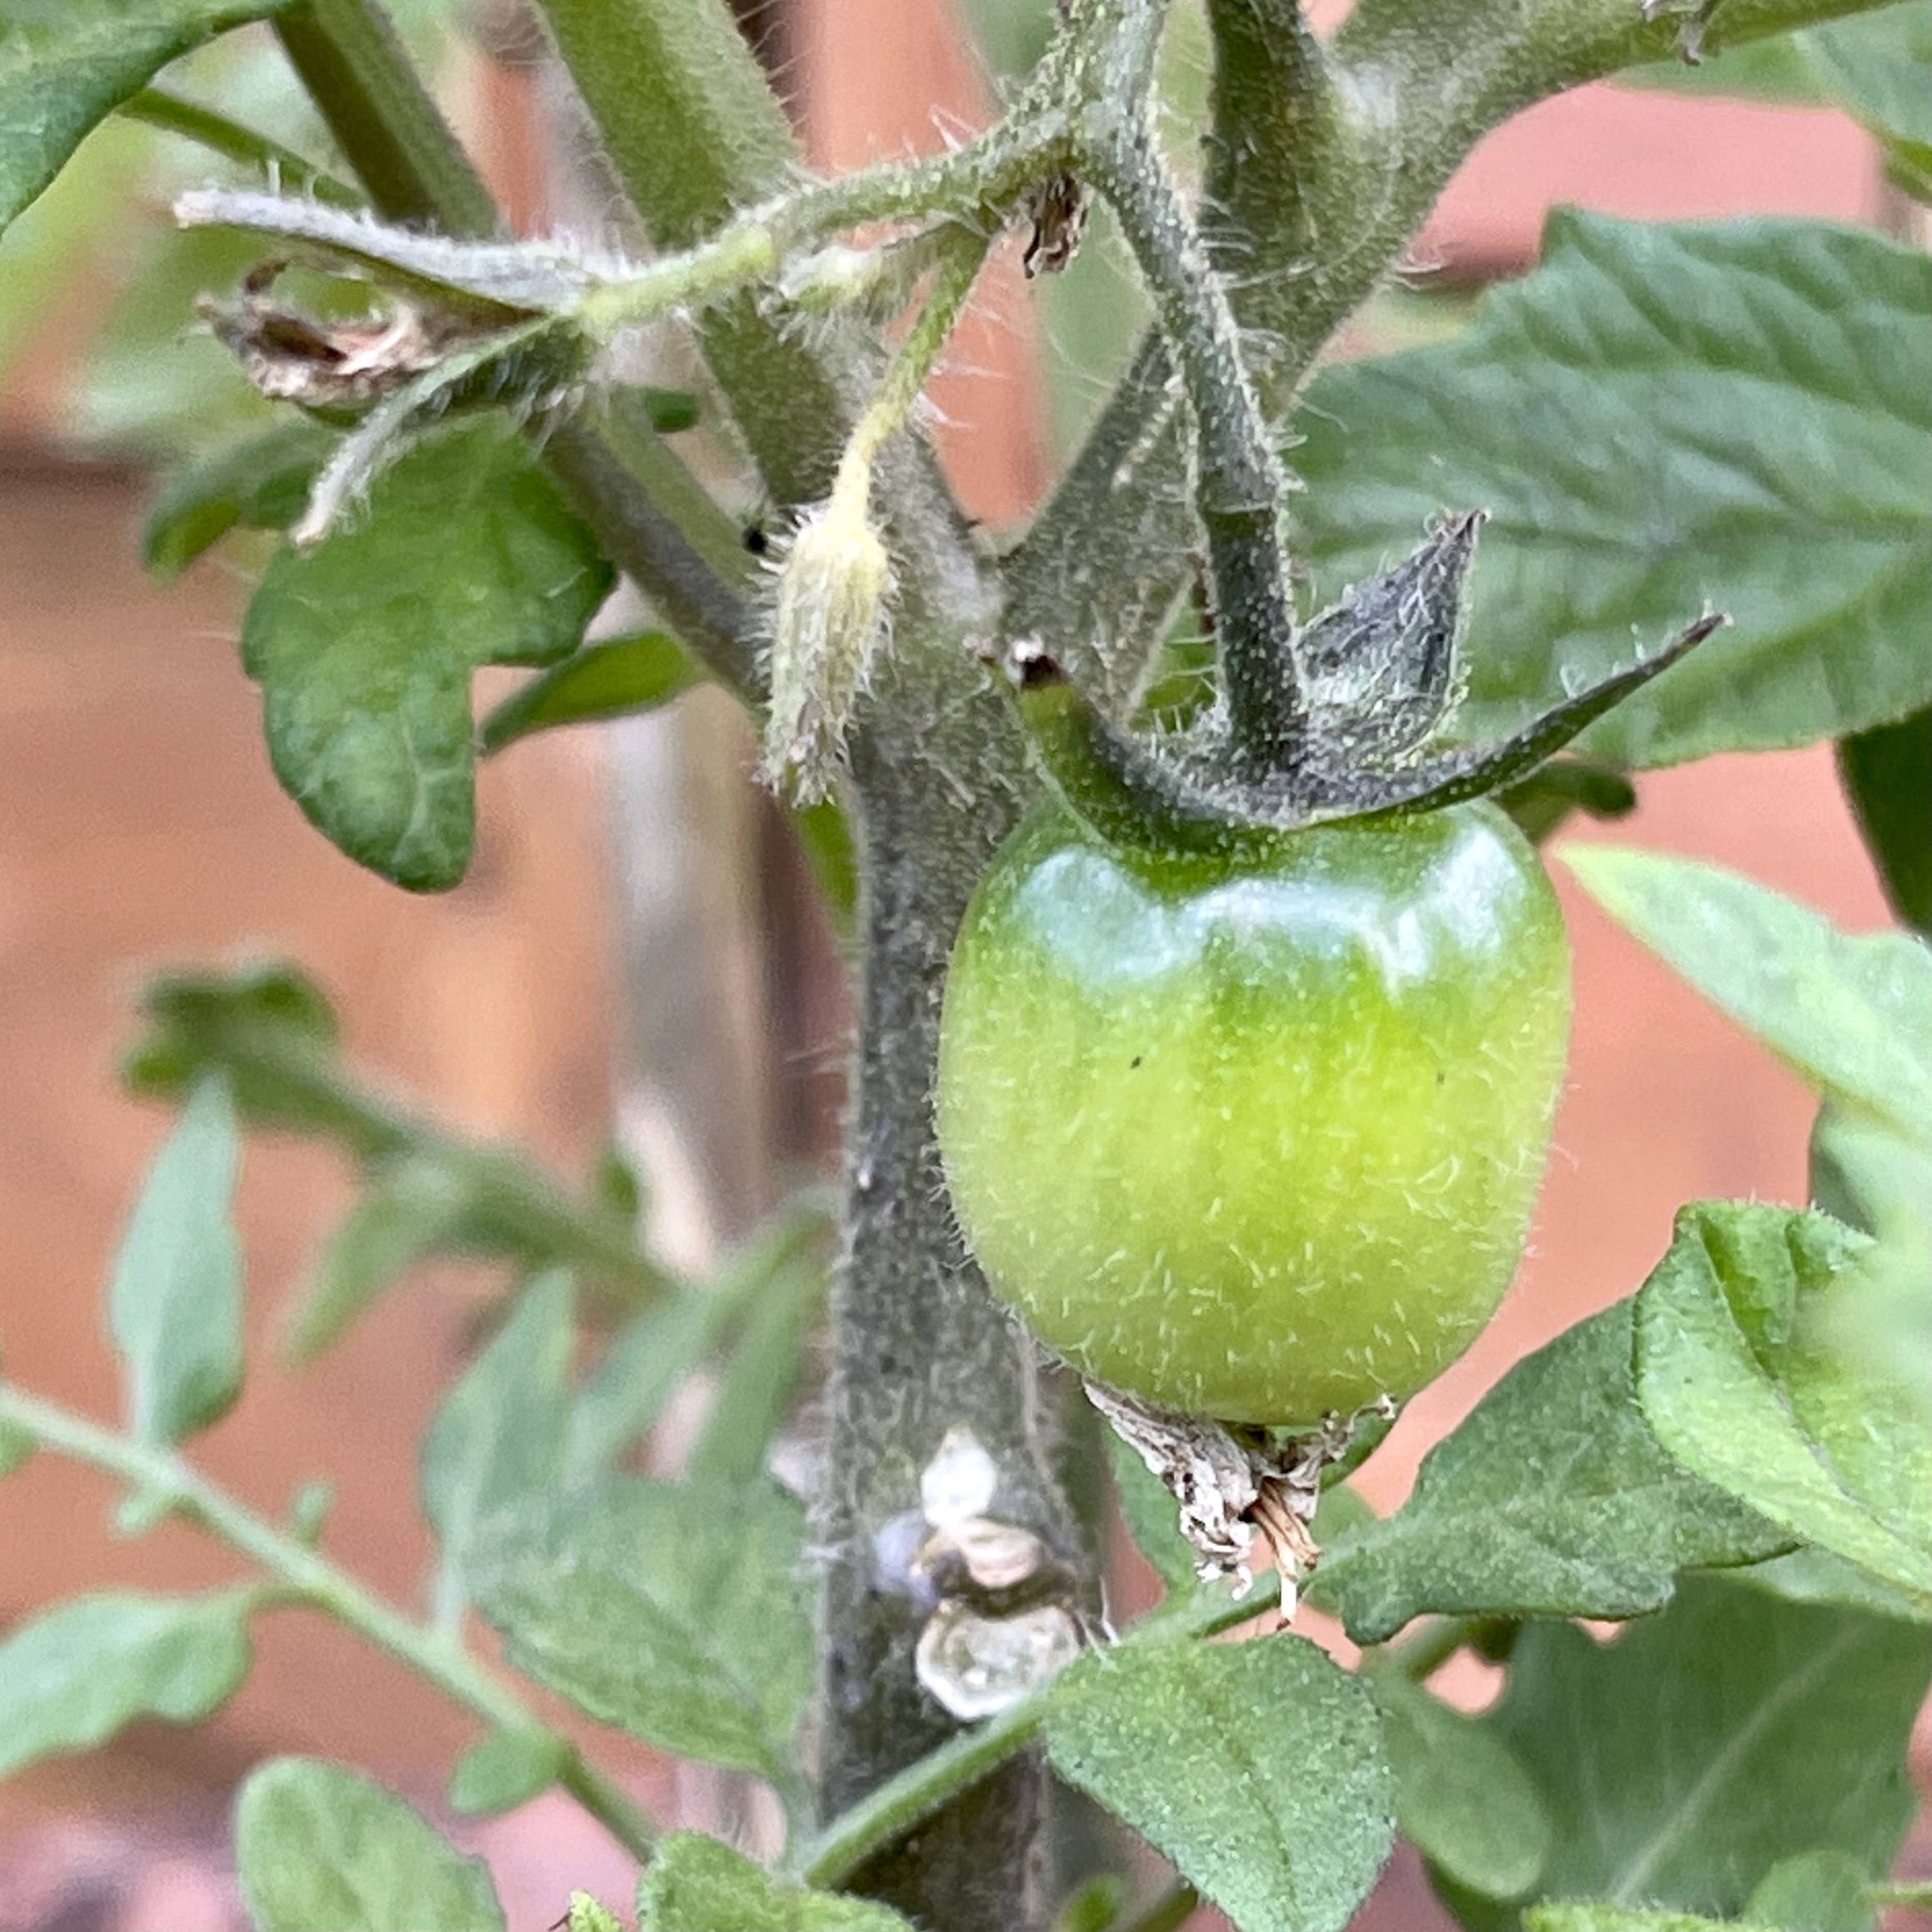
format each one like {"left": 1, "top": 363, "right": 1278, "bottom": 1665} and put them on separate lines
{"left": 936, "top": 796, "right": 1571, "bottom": 1425}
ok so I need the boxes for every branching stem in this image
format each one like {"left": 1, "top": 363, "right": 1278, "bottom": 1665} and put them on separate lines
{"left": 122, "top": 88, "right": 363, "bottom": 207}
{"left": 0, "top": 1383, "right": 660, "bottom": 1864}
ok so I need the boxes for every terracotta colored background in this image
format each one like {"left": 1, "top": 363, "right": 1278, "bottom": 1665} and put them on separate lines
{"left": 0, "top": 3, "right": 1917, "bottom": 1928}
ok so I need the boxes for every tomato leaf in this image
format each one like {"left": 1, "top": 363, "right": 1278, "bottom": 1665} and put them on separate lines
{"left": 683, "top": 1255, "right": 821, "bottom": 1489}
{"left": 1734, "top": 1543, "right": 1932, "bottom": 1624}
{"left": 108, "top": 1075, "right": 243, "bottom": 1447}
{"left": 1469, "top": 1577, "right": 1929, "bottom": 1923}
{"left": 0, "top": 1590, "right": 254, "bottom": 1779}
{"left": 419, "top": 1271, "right": 575, "bottom": 1627}
{"left": 636, "top": 1834, "right": 916, "bottom": 1931}
{"left": 239, "top": 417, "right": 613, "bottom": 891}
{"left": 1311, "top": 1297, "right": 1786, "bottom": 1644}
{"left": 563, "top": 1292, "right": 727, "bottom": 1485}
{"left": 1043, "top": 1637, "right": 1393, "bottom": 1932}
{"left": 1563, "top": 846, "right": 1932, "bottom": 1144}
{"left": 465, "top": 1475, "right": 813, "bottom": 1782}
{"left": 1521, "top": 1908, "right": 1759, "bottom": 1931}
{"left": 479, "top": 630, "right": 700, "bottom": 752}
{"left": 1293, "top": 214, "right": 1932, "bottom": 768}
{"left": 445, "top": 1729, "right": 570, "bottom": 1819}
{"left": 1838, "top": 705, "right": 1932, "bottom": 936}
{"left": 1105, "top": 1425, "right": 1200, "bottom": 1591}
{"left": 285, "top": 1154, "right": 482, "bottom": 1362}
{"left": 1367, "top": 1668, "right": 1550, "bottom": 1901}
{"left": 1745, "top": 1850, "right": 1877, "bottom": 1932}
{"left": 141, "top": 421, "right": 338, "bottom": 580}
{"left": 1633, "top": 1203, "right": 1932, "bottom": 1613}
{"left": 0, "top": 0, "right": 289, "bottom": 236}
{"left": 1798, "top": 1, "right": 1932, "bottom": 192}
{"left": 234, "top": 1757, "right": 504, "bottom": 1932}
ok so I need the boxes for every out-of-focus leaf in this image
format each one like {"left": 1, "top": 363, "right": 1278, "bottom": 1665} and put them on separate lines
{"left": 1294, "top": 214, "right": 1932, "bottom": 769}
{"left": 1745, "top": 1849, "right": 1876, "bottom": 1932}
{"left": 1564, "top": 847, "right": 1932, "bottom": 1143}
{"left": 684, "top": 1256, "right": 822, "bottom": 1488}
{"left": 0, "top": 1590, "right": 253, "bottom": 1779}
{"left": 1043, "top": 1636, "right": 1393, "bottom": 1932}
{"left": 1735, "top": 1543, "right": 1931, "bottom": 1624}
{"left": 479, "top": 631, "right": 699, "bottom": 753}
{"left": 123, "top": 962, "right": 368, "bottom": 1142}
{"left": 420, "top": 1271, "right": 574, "bottom": 1626}
{"left": 1474, "top": 1576, "right": 1929, "bottom": 1923}
{"left": 108, "top": 1076, "right": 243, "bottom": 1446}
{"left": 142, "top": 421, "right": 338, "bottom": 580}
{"left": 564, "top": 1291, "right": 722, "bottom": 1485}
{"left": 0, "top": 0, "right": 289, "bottom": 236}
{"left": 240, "top": 418, "right": 613, "bottom": 891}
{"left": 123, "top": 963, "right": 675, "bottom": 1307}
{"left": 790, "top": 796, "right": 858, "bottom": 943}
{"left": 234, "top": 1757, "right": 504, "bottom": 1931}
{"left": 467, "top": 1476, "right": 812, "bottom": 1783}
{"left": 635, "top": 1834, "right": 916, "bottom": 1931}
{"left": 445, "top": 1729, "right": 569, "bottom": 1819}
{"left": 1311, "top": 1297, "right": 1785, "bottom": 1643}
{"left": 1521, "top": 1908, "right": 1748, "bottom": 1931}
{"left": 1633, "top": 1203, "right": 1931, "bottom": 1611}
{"left": 284, "top": 1154, "right": 480, "bottom": 1362}
{"left": 1368, "top": 1668, "right": 1550, "bottom": 1900}
{"left": 564, "top": 1198, "right": 833, "bottom": 1484}
{"left": 1839, "top": 706, "right": 1932, "bottom": 936}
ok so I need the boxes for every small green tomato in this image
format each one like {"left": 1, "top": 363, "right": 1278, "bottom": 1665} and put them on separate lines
{"left": 936, "top": 796, "right": 1571, "bottom": 1426}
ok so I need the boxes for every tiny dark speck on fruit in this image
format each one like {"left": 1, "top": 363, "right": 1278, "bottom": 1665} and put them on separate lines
{"left": 1130, "top": 1055, "right": 1142, "bottom": 1068}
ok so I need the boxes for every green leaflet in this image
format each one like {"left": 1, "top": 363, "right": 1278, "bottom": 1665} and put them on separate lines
{"left": 0, "top": 0, "right": 289, "bottom": 236}
{"left": 1294, "top": 213, "right": 1932, "bottom": 769}
{"left": 1633, "top": 1203, "right": 1932, "bottom": 1611}
{"left": 1043, "top": 1636, "right": 1393, "bottom": 1932}
{"left": 142, "top": 422, "right": 339, "bottom": 580}
{"left": 1311, "top": 1296, "right": 1785, "bottom": 1644}
{"left": 465, "top": 1475, "right": 813, "bottom": 1784}
{"left": 108, "top": 1075, "right": 243, "bottom": 1447}
{"left": 636, "top": 1834, "right": 915, "bottom": 1931}
{"left": 419, "top": 1271, "right": 575, "bottom": 1628}
{"left": 479, "top": 630, "right": 700, "bottom": 752}
{"left": 1368, "top": 1667, "right": 1551, "bottom": 1901}
{"left": 1839, "top": 706, "right": 1932, "bottom": 936}
{"left": 234, "top": 1757, "right": 504, "bottom": 1932}
{"left": 1563, "top": 846, "right": 1932, "bottom": 1142}
{"left": 0, "top": 1590, "right": 254, "bottom": 1781}
{"left": 239, "top": 417, "right": 613, "bottom": 891}
{"left": 445, "top": 1729, "right": 570, "bottom": 1819}
{"left": 1473, "top": 1577, "right": 1929, "bottom": 1925}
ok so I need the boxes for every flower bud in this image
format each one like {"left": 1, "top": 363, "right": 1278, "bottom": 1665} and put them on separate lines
{"left": 760, "top": 490, "right": 891, "bottom": 805}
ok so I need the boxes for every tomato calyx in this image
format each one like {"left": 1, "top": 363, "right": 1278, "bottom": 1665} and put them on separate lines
{"left": 991, "top": 513, "right": 1724, "bottom": 851}
{"left": 1089, "top": 1382, "right": 1398, "bottom": 1607}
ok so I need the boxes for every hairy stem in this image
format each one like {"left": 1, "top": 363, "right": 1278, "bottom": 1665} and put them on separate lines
{"left": 272, "top": 0, "right": 757, "bottom": 688}
{"left": 1011, "top": 0, "right": 1903, "bottom": 719}
{"left": 1093, "top": 138, "right": 1305, "bottom": 775}
{"left": 0, "top": 1383, "right": 659, "bottom": 1863}
{"left": 799, "top": 1570, "right": 1270, "bottom": 1891}
{"left": 820, "top": 682, "right": 1066, "bottom": 1930}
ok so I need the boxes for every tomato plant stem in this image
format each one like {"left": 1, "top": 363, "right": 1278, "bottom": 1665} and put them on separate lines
{"left": 0, "top": 1383, "right": 660, "bottom": 1864}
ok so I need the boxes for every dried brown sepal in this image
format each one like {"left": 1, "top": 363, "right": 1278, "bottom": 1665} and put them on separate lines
{"left": 200, "top": 262, "right": 460, "bottom": 409}
{"left": 1086, "top": 1381, "right": 1397, "bottom": 1610}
